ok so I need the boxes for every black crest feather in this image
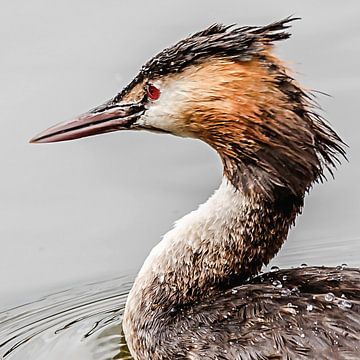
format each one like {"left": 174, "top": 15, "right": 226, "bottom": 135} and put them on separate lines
{"left": 119, "top": 17, "right": 299, "bottom": 98}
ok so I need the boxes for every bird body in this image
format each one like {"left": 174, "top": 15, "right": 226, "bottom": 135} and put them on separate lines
{"left": 121, "top": 178, "right": 360, "bottom": 360}
{"left": 31, "top": 18, "right": 360, "bottom": 360}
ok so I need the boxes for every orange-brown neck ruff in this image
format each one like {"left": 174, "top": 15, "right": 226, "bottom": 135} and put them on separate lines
{"left": 162, "top": 54, "right": 344, "bottom": 201}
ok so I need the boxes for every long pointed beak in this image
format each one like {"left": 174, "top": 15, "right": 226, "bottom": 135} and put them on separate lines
{"left": 30, "top": 100, "right": 145, "bottom": 144}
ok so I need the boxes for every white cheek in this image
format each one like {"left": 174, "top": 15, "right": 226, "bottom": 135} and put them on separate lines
{"left": 138, "top": 80, "right": 193, "bottom": 137}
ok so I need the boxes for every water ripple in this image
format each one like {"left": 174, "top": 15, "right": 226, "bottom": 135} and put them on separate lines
{"left": 0, "top": 276, "right": 134, "bottom": 360}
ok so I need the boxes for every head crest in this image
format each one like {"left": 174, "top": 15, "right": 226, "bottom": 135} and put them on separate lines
{"left": 118, "top": 17, "right": 299, "bottom": 99}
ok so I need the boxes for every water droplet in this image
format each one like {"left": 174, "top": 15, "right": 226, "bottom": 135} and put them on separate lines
{"left": 272, "top": 280, "right": 283, "bottom": 288}
{"left": 281, "top": 288, "right": 291, "bottom": 297}
{"left": 300, "top": 263, "right": 308, "bottom": 268}
{"left": 336, "top": 263, "right": 348, "bottom": 270}
{"left": 306, "top": 304, "right": 313, "bottom": 312}
{"left": 329, "top": 274, "right": 342, "bottom": 281}
{"left": 231, "top": 288, "right": 238, "bottom": 295}
{"left": 270, "top": 266, "right": 280, "bottom": 272}
{"left": 325, "top": 293, "right": 335, "bottom": 302}
{"left": 158, "top": 273, "right": 165, "bottom": 283}
{"left": 300, "top": 333, "right": 305, "bottom": 338}
{"left": 170, "top": 61, "right": 175, "bottom": 66}
{"left": 338, "top": 299, "right": 353, "bottom": 310}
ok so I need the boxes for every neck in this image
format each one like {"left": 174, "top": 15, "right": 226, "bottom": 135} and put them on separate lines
{"left": 123, "top": 176, "right": 302, "bottom": 358}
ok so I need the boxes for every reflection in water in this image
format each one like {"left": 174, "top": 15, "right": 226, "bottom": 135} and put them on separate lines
{"left": 0, "top": 277, "right": 134, "bottom": 360}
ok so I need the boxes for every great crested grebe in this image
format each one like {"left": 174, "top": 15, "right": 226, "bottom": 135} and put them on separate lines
{"left": 31, "top": 18, "right": 360, "bottom": 359}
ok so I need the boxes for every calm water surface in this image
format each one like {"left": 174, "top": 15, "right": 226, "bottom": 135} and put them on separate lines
{"left": 1, "top": 0, "right": 359, "bottom": 359}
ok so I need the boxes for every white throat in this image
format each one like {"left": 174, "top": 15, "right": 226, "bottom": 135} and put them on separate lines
{"left": 123, "top": 178, "right": 249, "bottom": 352}
{"left": 138, "top": 177, "right": 246, "bottom": 279}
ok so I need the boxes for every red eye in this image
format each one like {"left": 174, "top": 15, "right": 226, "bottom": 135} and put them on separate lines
{"left": 146, "top": 84, "right": 161, "bottom": 101}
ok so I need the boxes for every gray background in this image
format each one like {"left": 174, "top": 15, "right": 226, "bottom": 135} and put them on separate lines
{"left": 1, "top": 0, "right": 359, "bottom": 307}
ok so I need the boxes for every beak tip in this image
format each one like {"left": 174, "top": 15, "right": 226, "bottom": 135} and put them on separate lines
{"left": 29, "top": 133, "right": 47, "bottom": 144}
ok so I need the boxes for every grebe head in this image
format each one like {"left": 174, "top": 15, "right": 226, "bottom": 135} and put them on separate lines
{"left": 30, "top": 17, "right": 345, "bottom": 200}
